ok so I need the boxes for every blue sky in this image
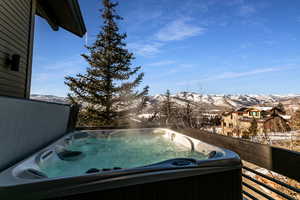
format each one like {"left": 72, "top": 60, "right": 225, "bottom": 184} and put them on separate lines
{"left": 31, "top": 0, "right": 300, "bottom": 96}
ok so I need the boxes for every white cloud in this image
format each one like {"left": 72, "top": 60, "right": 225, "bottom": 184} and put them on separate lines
{"left": 155, "top": 18, "right": 205, "bottom": 41}
{"left": 33, "top": 72, "right": 55, "bottom": 82}
{"left": 128, "top": 42, "right": 164, "bottom": 57}
{"left": 128, "top": 18, "right": 205, "bottom": 57}
{"left": 204, "top": 67, "right": 282, "bottom": 81}
{"left": 238, "top": 5, "right": 256, "bottom": 16}
{"left": 145, "top": 60, "right": 176, "bottom": 67}
{"left": 263, "top": 40, "right": 276, "bottom": 46}
{"left": 31, "top": 56, "right": 87, "bottom": 96}
{"left": 225, "top": 0, "right": 245, "bottom": 6}
{"left": 240, "top": 41, "right": 254, "bottom": 49}
{"left": 127, "top": 9, "right": 163, "bottom": 27}
{"left": 225, "top": 0, "right": 257, "bottom": 17}
{"left": 177, "top": 67, "right": 289, "bottom": 86}
{"left": 32, "top": 56, "right": 85, "bottom": 82}
{"left": 148, "top": 64, "right": 197, "bottom": 81}
{"left": 42, "top": 56, "right": 85, "bottom": 70}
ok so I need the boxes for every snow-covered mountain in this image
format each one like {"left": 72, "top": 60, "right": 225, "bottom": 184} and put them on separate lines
{"left": 30, "top": 92, "right": 300, "bottom": 111}
{"left": 30, "top": 94, "right": 68, "bottom": 104}
{"left": 150, "top": 92, "right": 300, "bottom": 110}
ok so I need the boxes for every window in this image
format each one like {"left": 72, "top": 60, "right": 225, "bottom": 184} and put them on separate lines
{"left": 250, "top": 111, "right": 258, "bottom": 116}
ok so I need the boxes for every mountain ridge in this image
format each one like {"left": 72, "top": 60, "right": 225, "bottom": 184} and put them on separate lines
{"left": 30, "top": 93, "right": 300, "bottom": 112}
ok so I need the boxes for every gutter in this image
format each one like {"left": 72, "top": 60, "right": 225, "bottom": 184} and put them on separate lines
{"left": 67, "top": 0, "right": 87, "bottom": 37}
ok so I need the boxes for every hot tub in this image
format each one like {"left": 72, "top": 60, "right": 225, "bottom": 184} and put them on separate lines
{"left": 0, "top": 128, "right": 242, "bottom": 200}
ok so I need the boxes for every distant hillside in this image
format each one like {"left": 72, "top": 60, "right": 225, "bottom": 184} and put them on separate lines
{"left": 30, "top": 93, "right": 300, "bottom": 113}
{"left": 30, "top": 94, "right": 68, "bottom": 104}
{"left": 151, "top": 92, "right": 300, "bottom": 112}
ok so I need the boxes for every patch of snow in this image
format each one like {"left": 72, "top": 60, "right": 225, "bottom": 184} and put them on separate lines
{"left": 252, "top": 106, "right": 273, "bottom": 111}
{"left": 279, "top": 114, "right": 291, "bottom": 120}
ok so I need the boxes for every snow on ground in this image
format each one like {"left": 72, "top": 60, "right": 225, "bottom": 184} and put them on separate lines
{"left": 252, "top": 106, "right": 273, "bottom": 111}
{"left": 138, "top": 114, "right": 154, "bottom": 119}
{"left": 254, "top": 131, "right": 300, "bottom": 141}
{"left": 205, "top": 127, "right": 223, "bottom": 134}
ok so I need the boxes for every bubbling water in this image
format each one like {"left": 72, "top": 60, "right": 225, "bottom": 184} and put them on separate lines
{"left": 39, "top": 132, "right": 207, "bottom": 178}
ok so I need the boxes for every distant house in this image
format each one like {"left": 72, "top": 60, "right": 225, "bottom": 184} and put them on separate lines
{"left": 0, "top": 0, "right": 86, "bottom": 98}
{"left": 221, "top": 106, "right": 291, "bottom": 136}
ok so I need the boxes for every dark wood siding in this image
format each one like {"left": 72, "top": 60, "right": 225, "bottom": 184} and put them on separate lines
{"left": 0, "top": 0, "right": 35, "bottom": 98}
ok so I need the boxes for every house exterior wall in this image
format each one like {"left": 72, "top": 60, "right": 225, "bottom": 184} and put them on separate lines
{"left": 222, "top": 113, "right": 244, "bottom": 136}
{"left": 0, "top": 0, "right": 36, "bottom": 98}
{"left": 263, "top": 116, "right": 291, "bottom": 133}
{"left": 221, "top": 115, "right": 233, "bottom": 135}
{"left": 239, "top": 121, "right": 264, "bottom": 135}
{"left": 222, "top": 117, "right": 265, "bottom": 136}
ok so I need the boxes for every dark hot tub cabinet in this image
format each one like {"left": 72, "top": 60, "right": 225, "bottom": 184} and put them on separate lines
{"left": 0, "top": 128, "right": 242, "bottom": 200}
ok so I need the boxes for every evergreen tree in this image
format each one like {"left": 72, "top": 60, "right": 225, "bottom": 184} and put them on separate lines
{"left": 65, "top": 0, "right": 149, "bottom": 126}
{"left": 183, "top": 92, "right": 193, "bottom": 128}
{"left": 275, "top": 103, "right": 286, "bottom": 115}
{"left": 186, "top": 103, "right": 193, "bottom": 127}
{"left": 292, "top": 109, "right": 300, "bottom": 130}
{"left": 248, "top": 118, "right": 258, "bottom": 138}
{"left": 161, "top": 90, "right": 173, "bottom": 126}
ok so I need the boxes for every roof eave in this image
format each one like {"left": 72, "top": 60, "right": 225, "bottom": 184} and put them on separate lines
{"left": 66, "top": 0, "right": 87, "bottom": 37}
{"left": 37, "top": 0, "right": 87, "bottom": 38}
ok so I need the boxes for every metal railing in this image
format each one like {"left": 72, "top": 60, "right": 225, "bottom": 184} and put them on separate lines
{"left": 172, "top": 128, "right": 300, "bottom": 200}
{"left": 242, "top": 166, "right": 299, "bottom": 200}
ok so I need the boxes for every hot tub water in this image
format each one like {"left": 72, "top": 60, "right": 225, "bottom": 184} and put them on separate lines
{"left": 40, "top": 132, "right": 207, "bottom": 178}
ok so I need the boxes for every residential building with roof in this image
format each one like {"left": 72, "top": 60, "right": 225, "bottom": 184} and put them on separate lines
{"left": 221, "top": 106, "right": 291, "bottom": 137}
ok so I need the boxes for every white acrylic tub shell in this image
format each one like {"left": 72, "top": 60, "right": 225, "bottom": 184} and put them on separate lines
{"left": 0, "top": 128, "right": 241, "bottom": 199}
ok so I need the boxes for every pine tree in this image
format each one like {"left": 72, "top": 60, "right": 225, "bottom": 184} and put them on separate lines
{"left": 161, "top": 90, "right": 173, "bottom": 126}
{"left": 248, "top": 118, "right": 258, "bottom": 138}
{"left": 292, "top": 109, "right": 300, "bottom": 130}
{"left": 186, "top": 103, "right": 193, "bottom": 127}
{"left": 65, "top": 0, "right": 149, "bottom": 126}
{"left": 275, "top": 103, "right": 286, "bottom": 115}
{"left": 183, "top": 92, "right": 193, "bottom": 128}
